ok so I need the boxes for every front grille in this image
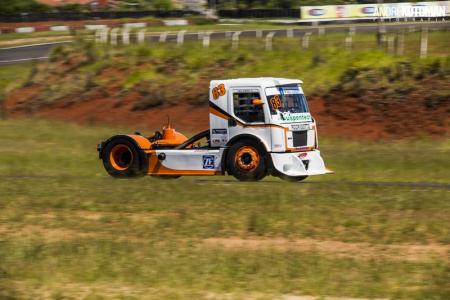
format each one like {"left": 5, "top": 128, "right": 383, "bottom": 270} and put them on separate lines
{"left": 292, "top": 131, "right": 308, "bottom": 147}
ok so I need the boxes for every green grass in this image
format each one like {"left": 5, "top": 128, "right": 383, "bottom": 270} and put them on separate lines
{"left": 0, "top": 63, "right": 32, "bottom": 94}
{"left": 0, "top": 119, "right": 449, "bottom": 299}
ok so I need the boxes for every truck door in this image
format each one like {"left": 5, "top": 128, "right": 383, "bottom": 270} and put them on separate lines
{"left": 227, "top": 87, "right": 272, "bottom": 151}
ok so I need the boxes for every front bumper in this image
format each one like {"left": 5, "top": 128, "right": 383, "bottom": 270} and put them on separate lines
{"left": 270, "top": 150, "right": 333, "bottom": 177}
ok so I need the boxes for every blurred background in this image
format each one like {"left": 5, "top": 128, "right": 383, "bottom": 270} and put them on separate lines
{"left": 0, "top": 1, "right": 449, "bottom": 299}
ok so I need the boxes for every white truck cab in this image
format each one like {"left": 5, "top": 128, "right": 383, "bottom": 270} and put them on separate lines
{"left": 207, "top": 77, "right": 330, "bottom": 180}
{"left": 99, "top": 77, "right": 332, "bottom": 181}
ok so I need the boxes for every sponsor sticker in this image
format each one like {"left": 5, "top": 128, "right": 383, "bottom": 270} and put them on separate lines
{"left": 202, "top": 155, "right": 215, "bottom": 169}
{"left": 298, "top": 153, "right": 308, "bottom": 159}
{"left": 291, "top": 123, "right": 310, "bottom": 131}
{"left": 309, "top": 8, "right": 325, "bottom": 16}
{"left": 281, "top": 113, "right": 312, "bottom": 122}
{"left": 212, "top": 129, "right": 227, "bottom": 134}
{"left": 361, "top": 6, "right": 376, "bottom": 14}
{"left": 266, "top": 86, "right": 304, "bottom": 96}
{"left": 278, "top": 87, "right": 302, "bottom": 95}
{"left": 235, "top": 89, "right": 259, "bottom": 93}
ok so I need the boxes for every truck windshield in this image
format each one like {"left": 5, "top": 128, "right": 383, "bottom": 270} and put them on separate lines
{"left": 265, "top": 85, "right": 309, "bottom": 115}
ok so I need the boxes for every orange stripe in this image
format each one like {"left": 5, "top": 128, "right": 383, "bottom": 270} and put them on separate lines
{"left": 209, "top": 106, "right": 230, "bottom": 121}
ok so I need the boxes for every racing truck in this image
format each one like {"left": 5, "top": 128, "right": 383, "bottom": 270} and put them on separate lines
{"left": 98, "top": 78, "right": 332, "bottom": 181}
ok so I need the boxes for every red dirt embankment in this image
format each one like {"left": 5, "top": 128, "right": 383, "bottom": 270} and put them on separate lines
{"left": 5, "top": 60, "right": 449, "bottom": 139}
{"left": 6, "top": 90, "right": 449, "bottom": 139}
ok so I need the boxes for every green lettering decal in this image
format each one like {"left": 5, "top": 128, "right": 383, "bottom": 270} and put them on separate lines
{"left": 280, "top": 113, "right": 311, "bottom": 122}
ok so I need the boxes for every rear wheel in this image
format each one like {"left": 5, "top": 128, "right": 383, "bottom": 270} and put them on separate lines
{"left": 227, "top": 140, "right": 267, "bottom": 181}
{"left": 102, "top": 137, "right": 147, "bottom": 178}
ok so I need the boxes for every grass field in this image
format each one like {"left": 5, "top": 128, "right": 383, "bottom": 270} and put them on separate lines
{"left": 0, "top": 63, "right": 32, "bottom": 94}
{"left": 0, "top": 119, "right": 449, "bottom": 299}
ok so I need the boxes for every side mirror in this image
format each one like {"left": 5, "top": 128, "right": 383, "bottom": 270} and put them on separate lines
{"left": 252, "top": 98, "right": 264, "bottom": 106}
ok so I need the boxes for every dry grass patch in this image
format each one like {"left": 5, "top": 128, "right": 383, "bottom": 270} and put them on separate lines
{"left": 203, "top": 237, "right": 450, "bottom": 263}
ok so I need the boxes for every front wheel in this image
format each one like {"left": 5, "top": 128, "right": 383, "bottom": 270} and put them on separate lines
{"left": 227, "top": 140, "right": 267, "bottom": 181}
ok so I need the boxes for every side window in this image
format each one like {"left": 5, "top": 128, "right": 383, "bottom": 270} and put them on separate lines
{"left": 233, "top": 92, "right": 264, "bottom": 123}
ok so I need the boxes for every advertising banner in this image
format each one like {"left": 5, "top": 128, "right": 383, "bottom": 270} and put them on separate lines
{"left": 301, "top": 1, "right": 450, "bottom": 20}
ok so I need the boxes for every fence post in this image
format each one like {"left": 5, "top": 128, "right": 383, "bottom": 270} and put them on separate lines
{"left": 318, "top": 27, "right": 325, "bottom": 36}
{"left": 122, "top": 28, "right": 130, "bottom": 45}
{"left": 95, "top": 29, "right": 102, "bottom": 43}
{"left": 110, "top": 28, "right": 119, "bottom": 45}
{"left": 387, "top": 35, "right": 395, "bottom": 54}
{"left": 256, "top": 30, "right": 263, "bottom": 38}
{"left": 313, "top": 21, "right": 319, "bottom": 32}
{"left": 137, "top": 28, "right": 147, "bottom": 44}
{"left": 232, "top": 31, "right": 241, "bottom": 50}
{"left": 95, "top": 29, "right": 109, "bottom": 43}
{"left": 349, "top": 26, "right": 356, "bottom": 36}
{"left": 198, "top": 31, "right": 204, "bottom": 40}
{"left": 376, "top": 22, "right": 386, "bottom": 46}
{"left": 177, "top": 30, "right": 186, "bottom": 47}
{"left": 286, "top": 28, "right": 294, "bottom": 38}
{"left": 396, "top": 31, "right": 404, "bottom": 55}
{"left": 420, "top": 26, "right": 428, "bottom": 58}
{"left": 159, "top": 31, "right": 168, "bottom": 43}
{"left": 101, "top": 28, "right": 109, "bottom": 43}
{"left": 345, "top": 35, "right": 352, "bottom": 50}
{"left": 302, "top": 32, "right": 311, "bottom": 49}
{"left": 203, "top": 32, "right": 211, "bottom": 48}
{"left": 265, "top": 32, "right": 275, "bottom": 51}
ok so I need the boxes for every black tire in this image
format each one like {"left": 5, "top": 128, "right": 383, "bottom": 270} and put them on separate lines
{"left": 226, "top": 139, "right": 267, "bottom": 181}
{"left": 279, "top": 175, "right": 308, "bottom": 182}
{"left": 102, "top": 137, "right": 147, "bottom": 178}
{"left": 156, "top": 175, "right": 181, "bottom": 179}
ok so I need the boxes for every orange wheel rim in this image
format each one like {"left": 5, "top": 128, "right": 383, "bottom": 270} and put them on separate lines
{"left": 109, "top": 144, "right": 133, "bottom": 170}
{"left": 235, "top": 146, "right": 260, "bottom": 172}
